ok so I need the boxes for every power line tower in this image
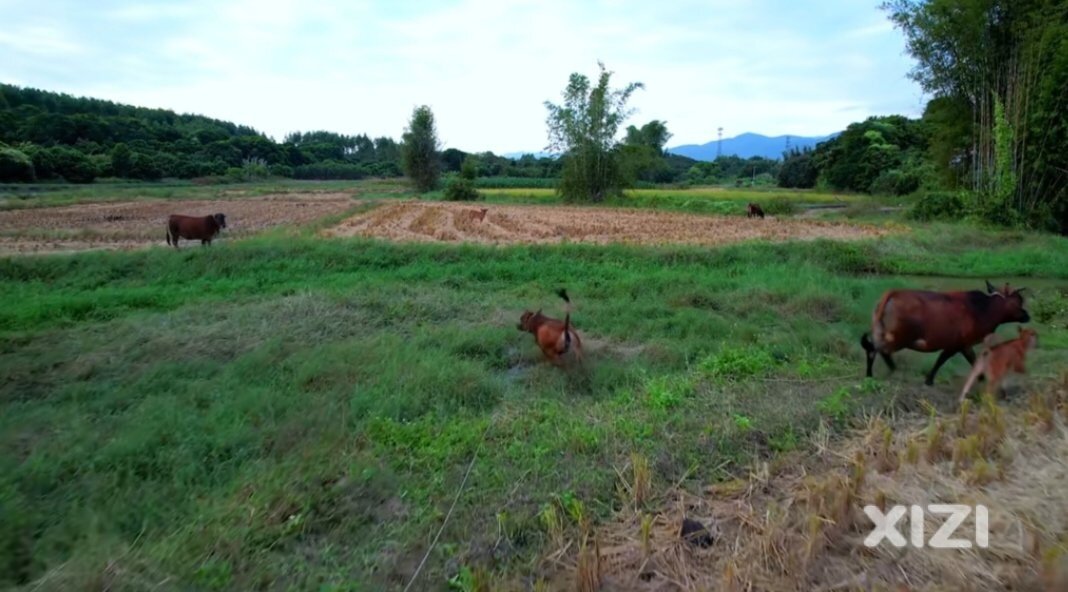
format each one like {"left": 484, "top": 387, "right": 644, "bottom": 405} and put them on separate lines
{"left": 716, "top": 127, "right": 724, "bottom": 159}
{"left": 785, "top": 135, "right": 791, "bottom": 154}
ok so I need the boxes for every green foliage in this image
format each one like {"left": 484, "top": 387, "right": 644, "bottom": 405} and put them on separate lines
{"left": 0, "top": 144, "right": 35, "bottom": 182}
{"left": 818, "top": 386, "right": 854, "bottom": 423}
{"left": 644, "top": 374, "right": 693, "bottom": 410}
{"left": 27, "top": 145, "right": 99, "bottom": 183}
{"left": 545, "top": 62, "right": 643, "bottom": 202}
{"left": 975, "top": 96, "right": 1022, "bottom": 226}
{"left": 460, "top": 156, "right": 478, "bottom": 181}
{"left": 0, "top": 84, "right": 403, "bottom": 183}
{"left": 883, "top": 0, "right": 1068, "bottom": 232}
{"left": 731, "top": 413, "right": 753, "bottom": 431}
{"left": 814, "top": 116, "right": 929, "bottom": 193}
{"left": 869, "top": 169, "right": 920, "bottom": 196}
{"left": 762, "top": 197, "right": 797, "bottom": 216}
{"left": 443, "top": 175, "right": 481, "bottom": 201}
{"left": 699, "top": 346, "right": 777, "bottom": 381}
{"left": 906, "top": 191, "right": 966, "bottom": 222}
{"left": 474, "top": 177, "right": 557, "bottom": 189}
{"left": 778, "top": 147, "right": 818, "bottom": 188}
{"left": 401, "top": 105, "right": 441, "bottom": 193}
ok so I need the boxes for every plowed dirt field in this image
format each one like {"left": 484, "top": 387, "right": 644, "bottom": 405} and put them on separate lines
{"left": 0, "top": 193, "right": 354, "bottom": 254}
{"left": 323, "top": 201, "right": 887, "bottom": 246}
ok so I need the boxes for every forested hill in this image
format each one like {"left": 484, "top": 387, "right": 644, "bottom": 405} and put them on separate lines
{"left": 0, "top": 83, "right": 403, "bottom": 183}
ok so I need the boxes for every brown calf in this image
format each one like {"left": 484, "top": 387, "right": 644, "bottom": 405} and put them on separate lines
{"left": 746, "top": 203, "right": 765, "bottom": 219}
{"left": 166, "top": 213, "right": 227, "bottom": 248}
{"left": 517, "top": 289, "right": 583, "bottom": 366}
{"left": 468, "top": 208, "right": 488, "bottom": 222}
{"left": 959, "top": 327, "right": 1038, "bottom": 404}
{"left": 860, "top": 281, "right": 1031, "bottom": 385}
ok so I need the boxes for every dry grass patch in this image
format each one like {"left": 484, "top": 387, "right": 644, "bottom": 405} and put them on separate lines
{"left": 323, "top": 201, "right": 889, "bottom": 247}
{"left": 543, "top": 382, "right": 1068, "bottom": 591}
{"left": 0, "top": 193, "right": 355, "bottom": 254}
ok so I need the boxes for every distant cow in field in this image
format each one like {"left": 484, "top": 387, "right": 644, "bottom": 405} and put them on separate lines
{"left": 468, "top": 207, "right": 488, "bottom": 222}
{"left": 166, "top": 213, "right": 227, "bottom": 248}
{"left": 746, "top": 203, "right": 765, "bottom": 219}
{"left": 860, "top": 281, "right": 1030, "bottom": 385}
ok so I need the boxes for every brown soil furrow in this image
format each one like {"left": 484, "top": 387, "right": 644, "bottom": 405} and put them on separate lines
{"left": 323, "top": 201, "right": 888, "bottom": 247}
{"left": 0, "top": 194, "right": 355, "bottom": 255}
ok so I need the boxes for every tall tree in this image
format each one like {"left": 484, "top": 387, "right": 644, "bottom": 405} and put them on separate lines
{"left": 545, "top": 62, "right": 643, "bottom": 202}
{"left": 401, "top": 105, "right": 441, "bottom": 193}
{"left": 883, "top": 0, "right": 1068, "bottom": 230}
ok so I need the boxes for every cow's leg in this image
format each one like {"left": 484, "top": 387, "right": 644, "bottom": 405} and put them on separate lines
{"left": 880, "top": 352, "right": 896, "bottom": 373}
{"left": 865, "top": 348, "right": 876, "bottom": 377}
{"left": 925, "top": 349, "right": 957, "bottom": 386}
{"left": 961, "top": 346, "right": 985, "bottom": 382}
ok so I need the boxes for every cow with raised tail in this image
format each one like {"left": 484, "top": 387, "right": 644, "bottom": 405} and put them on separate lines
{"left": 860, "top": 280, "right": 1031, "bottom": 385}
{"left": 166, "top": 213, "right": 227, "bottom": 248}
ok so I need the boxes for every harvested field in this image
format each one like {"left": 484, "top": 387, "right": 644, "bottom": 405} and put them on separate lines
{"left": 546, "top": 384, "right": 1068, "bottom": 591}
{"left": 0, "top": 193, "right": 355, "bottom": 254}
{"left": 323, "top": 201, "right": 888, "bottom": 246}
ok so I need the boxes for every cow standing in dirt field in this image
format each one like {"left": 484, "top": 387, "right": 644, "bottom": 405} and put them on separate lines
{"left": 860, "top": 280, "right": 1031, "bottom": 385}
{"left": 746, "top": 203, "right": 765, "bottom": 219}
{"left": 166, "top": 213, "right": 227, "bottom": 248}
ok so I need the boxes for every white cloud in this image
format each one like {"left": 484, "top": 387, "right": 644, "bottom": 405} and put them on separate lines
{"left": 3, "top": 0, "right": 924, "bottom": 152}
{"left": 0, "top": 25, "right": 83, "bottom": 56}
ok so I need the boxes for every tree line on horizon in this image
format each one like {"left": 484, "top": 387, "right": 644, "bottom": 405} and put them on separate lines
{"left": 2, "top": 0, "right": 1064, "bottom": 234}
{"left": 0, "top": 83, "right": 782, "bottom": 188}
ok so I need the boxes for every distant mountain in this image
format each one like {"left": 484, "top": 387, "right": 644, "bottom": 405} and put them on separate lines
{"left": 502, "top": 151, "right": 555, "bottom": 159}
{"left": 667, "top": 132, "right": 838, "bottom": 161}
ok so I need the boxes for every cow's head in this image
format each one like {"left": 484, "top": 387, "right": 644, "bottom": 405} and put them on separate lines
{"left": 1018, "top": 326, "right": 1039, "bottom": 349}
{"left": 986, "top": 280, "right": 1030, "bottom": 323}
{"left": 517, "top": 309, "right": 541, "bottom": 332}
{"left": 213, "top": 213, "right": 227, "bottom": 229}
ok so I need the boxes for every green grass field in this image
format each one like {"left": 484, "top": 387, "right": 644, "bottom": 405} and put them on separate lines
{"left": 1, "top": 181, "right": 1067, "bottom": 590}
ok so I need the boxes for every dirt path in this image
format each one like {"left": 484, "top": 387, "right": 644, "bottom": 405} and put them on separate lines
{"left": 323, "top": 201, "right": 888, "bottom": 246}
{"left": 0, "top": 193, "right": 355, "bottom": 255}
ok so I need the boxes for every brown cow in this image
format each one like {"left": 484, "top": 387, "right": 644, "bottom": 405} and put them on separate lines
{"left": 746, "top": 203, "right": 765, "bottom": 219}
{"left": 166, "top": 213, "right": 227, "bottom": 248}
{"left": 959, "top": 327, "right": 1038, "bottom": 404}
{"left": 468, "top": 207, "right": 488, "bottom": 222}
{"left": 860, "top": 281, "right": 1030, "bottom": 385}
{"left": 517, "top": 288, "right": 583, "bottom": 366}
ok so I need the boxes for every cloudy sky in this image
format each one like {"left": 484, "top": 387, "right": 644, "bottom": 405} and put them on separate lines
{"left": 0, "top": 0, "right": 924, "bottom": 153}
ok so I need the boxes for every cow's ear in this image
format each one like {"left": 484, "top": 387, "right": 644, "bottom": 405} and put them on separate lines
{"left": 985, "top": 280, "right": 996, "bottom": 294}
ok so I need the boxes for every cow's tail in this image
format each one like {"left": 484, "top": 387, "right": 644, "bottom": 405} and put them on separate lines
{"left": 868, "top": 291, "right": 895, "bottom": 351}
{"left": 860, "top": 332, "right": 874, "bottom": 353}
{"left": 556, "top": 288, "right": 572, "bottom": 353}
{"left": 166, "top": 227, "right": 172, "bottom": 246}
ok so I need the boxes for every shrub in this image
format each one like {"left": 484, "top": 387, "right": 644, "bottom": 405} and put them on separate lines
{"left": 32, "top": 146, "right": 99, "bottom": 183}
{"left": 0, "top": 145, "right": 35, "bottom": 182}
{"left": 818, "top": 386, "right": 853, "bottom": 423}
{"left": 907, "top": 190, "right": 966, "bottom": 221}
{"left": 644, "top": 374, "right": 693, "bottom": 410}
{"left": 443, "top": 176, "right": 481, "bottom": 201}
{"left": 869, "top": 169, "right": 920, "bottom": 196}
{"left": 699, "top": 346, "right": 777, "bottom": 381}
{"left": 762, "top": 197, "right": 797, "bottom": 216}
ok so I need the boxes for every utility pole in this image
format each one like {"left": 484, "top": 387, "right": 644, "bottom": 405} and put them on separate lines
{"left": 717, "top": 127, "right": 723, "bottom": 159}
